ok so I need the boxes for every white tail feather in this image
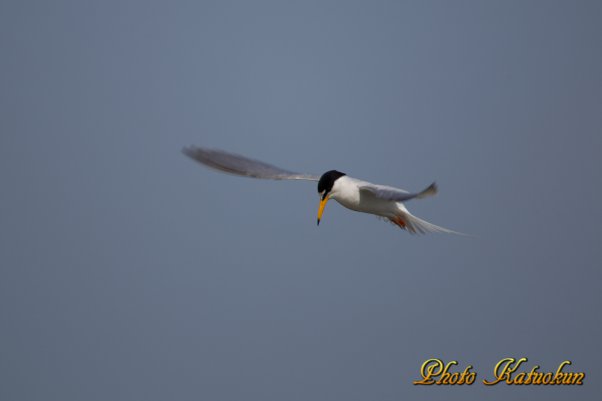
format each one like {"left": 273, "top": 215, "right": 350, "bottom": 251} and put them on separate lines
{"left": 398, "top": 210, "right": 465, "bottom": 236}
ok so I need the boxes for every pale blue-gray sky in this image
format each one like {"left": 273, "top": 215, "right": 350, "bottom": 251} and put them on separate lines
{"left": 1, "top": 1, "right": 601, "bottom": 400}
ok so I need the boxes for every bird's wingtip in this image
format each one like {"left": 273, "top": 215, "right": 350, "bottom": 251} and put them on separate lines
{"left": 417, "top": 181, "right": 438, "bottom": 199}
{"left": 181, "top": 145, "right": 196, "bottom": 156}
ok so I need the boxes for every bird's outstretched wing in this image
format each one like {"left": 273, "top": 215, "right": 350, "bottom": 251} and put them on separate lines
{"left": 359, "top": 181, "right": 438, "bottom": 202}
{"left": 182, "top": 146, "right": 320, "bottom": 181}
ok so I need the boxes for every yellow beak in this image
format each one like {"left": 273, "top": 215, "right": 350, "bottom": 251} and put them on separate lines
{"left": 317, "top": 196, "right": 330, "bottom": 226}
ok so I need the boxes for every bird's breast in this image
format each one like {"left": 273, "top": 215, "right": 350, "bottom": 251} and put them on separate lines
{"left": 330, "top": 177, "right": 362, "bottom": 210}
{"left": 331, "top": 176, "right": 399, "bottom": 217}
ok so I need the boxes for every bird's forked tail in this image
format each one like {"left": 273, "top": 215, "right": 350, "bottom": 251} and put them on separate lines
{"left": 388, "top": 207, "right": 465, "bottom": 235}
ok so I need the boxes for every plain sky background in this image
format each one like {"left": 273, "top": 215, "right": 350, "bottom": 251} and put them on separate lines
{"left": 1, "top": 1, "right": 601, "bottom": 400}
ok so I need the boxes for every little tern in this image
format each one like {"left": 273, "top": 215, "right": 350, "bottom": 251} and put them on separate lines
{"left": 182, "top": 145, "right": 460, "bottom": 235}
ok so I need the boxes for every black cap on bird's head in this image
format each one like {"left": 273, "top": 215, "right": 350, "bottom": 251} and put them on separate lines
{"left": 317, "top": 170, "right": 346, "bottom": 199}
{"left": 316, "top": 170, "right": 346, "bottom": 226}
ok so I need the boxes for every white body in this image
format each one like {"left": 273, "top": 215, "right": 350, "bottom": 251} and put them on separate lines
{"left": 328, "top": 176, "right": 456, "bottom": 234}
{"left": 331, "top": 176, "right": 402, "bottom": 217}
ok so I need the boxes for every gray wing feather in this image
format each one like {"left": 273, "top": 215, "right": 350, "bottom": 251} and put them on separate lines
{"left": 182, "top": 145, "right": 319, "bottom": 181}
{"left": 359, "top": 182, "right": 438, "bottom": 202}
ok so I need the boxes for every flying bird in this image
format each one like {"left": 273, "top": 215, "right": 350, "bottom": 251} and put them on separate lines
{"left": 182, "top": 145, "right": 460, "bottom": 235}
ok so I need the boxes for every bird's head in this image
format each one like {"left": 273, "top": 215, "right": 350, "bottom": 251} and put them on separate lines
{"left": 316, "top": 170, "right": 346, "bottom": 226}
